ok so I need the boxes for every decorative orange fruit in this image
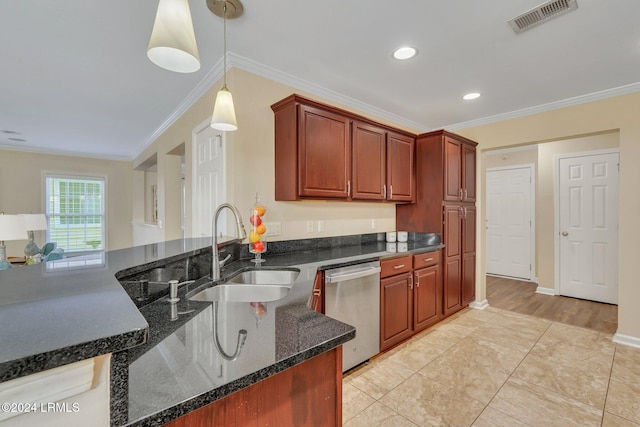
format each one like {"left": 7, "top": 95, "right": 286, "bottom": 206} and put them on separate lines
{"left": 256, "top": 224, "right": 267, "bottom": 234}
{"left": 254, "top": 205, "right": 266, "bottom": 216}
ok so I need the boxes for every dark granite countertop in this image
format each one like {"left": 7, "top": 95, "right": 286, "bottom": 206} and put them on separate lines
{"left": 0, "top": 231, "right": 442, "bottom": 427}
{"left": 125, "top": 234, "right": 443, "bottom": 426}
{"left": 0, "top": 237, "right": 219, "bottom": 382}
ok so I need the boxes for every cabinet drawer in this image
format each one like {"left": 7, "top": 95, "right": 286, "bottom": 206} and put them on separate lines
{"left": 413, "top": 250, "right": 441, "bottom": 269}
{"left": 380, "top": 255, "right": 412, "bottom": 278}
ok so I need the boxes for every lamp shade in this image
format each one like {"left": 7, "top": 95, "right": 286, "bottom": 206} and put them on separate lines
{"left": 147, "top": 0, "right": 200, "bottom": 73}
{"left": 20, "top": 214, "right": 48, "bottom": 231}
{"left": 211, "top": 87, "right": 238, "bottom": 131}
{"left": 0, "top": 215, "right": 27, "bottom": 241}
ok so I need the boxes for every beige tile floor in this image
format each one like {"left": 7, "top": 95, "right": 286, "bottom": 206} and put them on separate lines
{"left": 342, "top": 307, "right": 640, "bottom": 427}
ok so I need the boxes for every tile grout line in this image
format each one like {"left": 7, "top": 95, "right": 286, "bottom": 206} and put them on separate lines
{"left": 468, "top": 316, "right": 555, "bottom": 427}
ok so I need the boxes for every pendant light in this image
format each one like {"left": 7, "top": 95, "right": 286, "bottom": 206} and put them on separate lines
{"left": 209, "top": 0, "right": 243, "bottom": 131}
{"left": 147, "top": 0, "right": 201, "bottom": 73}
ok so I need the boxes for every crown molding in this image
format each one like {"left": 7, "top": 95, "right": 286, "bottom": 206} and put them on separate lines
{"left": 134, "top": 52, "right": 428, "bottom": 159}
{"left": 229, "top": 53, "right": 427, "bottom": 132}
{"left": 137, "top": 54, "right": 640, "bottom": 161}
{"left": 0, "top": 143, "right": 131, "bottom": 162}
{"left": 443, "top": 82, "right": 640, "bottom": 131}
{"left": 131, "top": 57, "right": 226, "bottom": 159}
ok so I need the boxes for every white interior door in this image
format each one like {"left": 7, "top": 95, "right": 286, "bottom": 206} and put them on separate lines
{"left": 193, "top": 124, "right": 226, "bottom": 238}
{"left": 558, "top": 152, "right": 618, "bottom": 304}
{"left": 486, "top": 166, "right": 533, "bottom": 280}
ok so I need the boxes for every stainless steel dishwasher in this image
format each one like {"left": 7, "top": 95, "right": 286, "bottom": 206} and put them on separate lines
{"left": 324, "top": 260, "right": 381, "bottom": 372}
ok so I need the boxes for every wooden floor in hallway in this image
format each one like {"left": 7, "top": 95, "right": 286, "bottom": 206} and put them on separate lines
{"left": 486, "top": 275, "right": 618, "bottom": 335}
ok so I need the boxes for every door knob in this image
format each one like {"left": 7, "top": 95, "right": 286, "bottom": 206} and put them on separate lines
{"left": 561, "top": 231, "right": 569, "bottom": 236}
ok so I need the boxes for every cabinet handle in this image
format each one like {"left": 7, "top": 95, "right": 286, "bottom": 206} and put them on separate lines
{"left": 409, "top": 275, "right": 413, "bottom": 289}
{"left": 347, "top": 180, "right": 351, "bottom": 197}
{"left": 464, "top": 206, "right": 467, "bottom": 219}
{"left": 464, "top": 189, "right": 468, "bottom": 200}
{"left": 423, "top": 257, "right": 433, "bottom": 262}
{"left": 393, "top": 264, "right": 405, "bottom": 269}
{"left": 389, "top": 185, "right": 393, "bottom": 199}
{"left": 415, "top": 272, "right": 420, "bottom": 287}
{"left": 459, "top": 207, "right": 463, "bottom": 217}
{"left": 383, "top": 184, "right": 387, "bottom": 199}
{"left": 459, "top": 188, "right": 463, "bottom": 200}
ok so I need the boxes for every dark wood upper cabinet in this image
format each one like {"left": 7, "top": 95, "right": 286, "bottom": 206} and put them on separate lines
{"left": 396, "top": 130, "right": 478, "bottom": 234}
{"left": 298, "top": 104, "right": 351, "bottom": 199}
{"left": 272, "top": 94, "right": 415, "bottom": 202}
{"left": 386, "top": 131, "right": 415, "bottom": 202}
{"left": 352, "top": 121, "right": 386, "bottom": 200}
{"left": 463, "top": 144, "right": 476, "bottom": 202}
{"left": 444, "top": 137, "right": 462, "bottom": 202}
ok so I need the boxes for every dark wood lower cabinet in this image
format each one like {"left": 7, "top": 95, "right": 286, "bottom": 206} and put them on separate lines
{"left": 380, "top": 272, "right": 413, "bottom": 350}
{"left": 444, "top": 256, "right": 462, "bottom": 316}
{"left": 380, "top": 252, "right": 443, "bottom": 351}
{"left": 163, "top": 347, "right": 343, "bottom": 427}
{"left": 414, "top": 264, "right": 441, "bottom": 331}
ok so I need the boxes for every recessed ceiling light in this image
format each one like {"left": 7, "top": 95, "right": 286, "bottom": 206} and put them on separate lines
{"left": 463, "top": 92, "right": 481, "bottom": 100}
{"left": 392, "top": 46, "right": 417, "bottom": 60}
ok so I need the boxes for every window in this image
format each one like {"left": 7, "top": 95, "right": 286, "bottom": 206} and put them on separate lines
{"left": 45, "top": 174, "right": 106, "bottom": 253}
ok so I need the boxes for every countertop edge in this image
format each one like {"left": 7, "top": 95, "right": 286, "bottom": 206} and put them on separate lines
{"left": 125, "top": 329, "right": 355, "bottom": 427}
{"left": 0, "top": 327, "right": 148, "bottom": 382}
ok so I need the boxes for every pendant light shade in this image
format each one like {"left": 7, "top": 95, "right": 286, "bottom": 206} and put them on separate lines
{"left": 211, "top": 86, "right": 238, "bottom": 131}
{"left": 147, "top": 0, "right": 201, "bottom": 73}
{"left": 208, "top": 0, "right": 240, "bottom": 131}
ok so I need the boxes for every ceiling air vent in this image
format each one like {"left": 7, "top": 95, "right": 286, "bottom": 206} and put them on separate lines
{"left": 508, "top": 0, "right": 578, "bottom": 33}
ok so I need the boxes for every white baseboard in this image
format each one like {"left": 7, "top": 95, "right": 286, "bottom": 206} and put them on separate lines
{"left": 469, "top": 299, "right": 489, "bottom": 310}
{"left": 613, "top": 333, "right": 640, "bottom": 349}
{"left": 535, "top": 286, "right": 555, "bottom": 296}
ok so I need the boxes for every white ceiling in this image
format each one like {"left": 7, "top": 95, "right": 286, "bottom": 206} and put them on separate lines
{"left": 1, "top": 0, "right": 639, "bottom": 160}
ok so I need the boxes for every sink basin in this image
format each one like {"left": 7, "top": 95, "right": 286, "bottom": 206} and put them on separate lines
{"left": 226, "top": 268, "right": 299, "bottom": 285}
{"left": 189, "top": 284, "right": 290, "bottom": 303}
{"left": 188, "top": 268, "right": 300, "bottom": 303}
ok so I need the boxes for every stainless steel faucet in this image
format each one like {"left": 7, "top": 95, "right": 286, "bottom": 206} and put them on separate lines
{"left": 211, "top": 203, "right": 247, "bottom": 281}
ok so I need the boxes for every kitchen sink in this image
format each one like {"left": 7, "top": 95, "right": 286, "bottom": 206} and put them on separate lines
{"left": 226, "top": 268, "right": 299, "bottom": 286}
{"left": 187, "top": 268, "right": 300, "bottom": 303}
{"left": 188, "top": 283, "right": 291, "bottom": 303}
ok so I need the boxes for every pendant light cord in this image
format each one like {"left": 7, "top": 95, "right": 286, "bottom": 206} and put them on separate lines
{"left": 223, "top": 2, "right": 227, "bottom": 88}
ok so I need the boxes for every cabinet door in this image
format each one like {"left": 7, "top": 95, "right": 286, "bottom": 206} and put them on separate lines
{"left": 380, "top": 272, "right": 413, "bottom": 350}
{"left": 444, "top": 137, "right": 462, "bottom": 202}
{"left": 462, "top": 206, "right": 476, "bottom": 305}
{"left": 386, "top": 132, "right": 415, "bottom": 202}
{"left": 352, "top": 121, "right": 386, "bottom": 200}
{"left": 414, "top": 265, "right": 441, "bottom": 331}
{"left": 462, "top": 144, "right": 476, "bottom": 202}
{"left": 443, "top": 205, "right": 462, "bottom": 315}
{"left": 298, "top": 104, "right": 351, "bottom": 199}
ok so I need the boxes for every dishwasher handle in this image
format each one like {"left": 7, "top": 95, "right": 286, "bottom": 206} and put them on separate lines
{"left": 325, "top": 266, "right": 381, "bottom": 283}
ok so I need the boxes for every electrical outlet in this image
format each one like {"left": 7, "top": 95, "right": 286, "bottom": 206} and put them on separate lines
{"left": 263, "top": 222, "right": 281, "bottom": 236}
{"left": 371, "top": 219, "right": 376, "bottom": 229}
{"left": 307, "top": 220, "right": 314, "bottom": 233}
{"left": 317, "top": 220, "right": 325, "bottom": 232}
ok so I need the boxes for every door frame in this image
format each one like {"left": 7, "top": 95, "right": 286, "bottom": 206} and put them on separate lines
{"left": 485, "top": 164, "right": 537, "bottom": 282}
{"left": 553, "top": 148, "right": 620, "bottom": 296}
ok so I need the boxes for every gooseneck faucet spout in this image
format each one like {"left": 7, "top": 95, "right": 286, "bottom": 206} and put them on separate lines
{"left": 211, "top": 203, "right": 247, "bottom": 281}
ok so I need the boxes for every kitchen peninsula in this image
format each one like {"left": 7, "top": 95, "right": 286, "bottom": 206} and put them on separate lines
{"left": 0, "top": 233, "right": 442, "bottom": 426}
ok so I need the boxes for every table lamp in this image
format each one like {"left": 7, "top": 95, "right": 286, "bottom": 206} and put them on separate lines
{"left": 0, "top": 214, "right": 27, "bottom": 270}
{"left": 20, "top": 214, "right": 48, "bottom": 257}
